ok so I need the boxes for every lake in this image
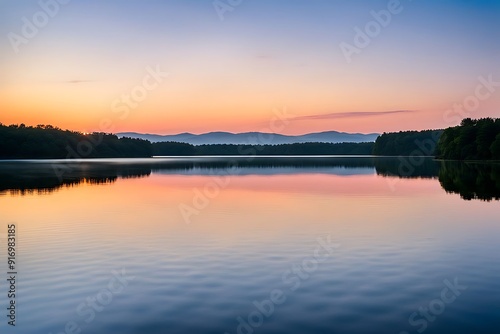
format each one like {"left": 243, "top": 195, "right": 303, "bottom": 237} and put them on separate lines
{"left": 0, "top": 157, "right": 499, "bottom": 334}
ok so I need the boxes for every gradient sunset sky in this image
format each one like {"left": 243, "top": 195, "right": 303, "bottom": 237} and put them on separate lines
{"left": 1, "top": 0, "right": 499, "bottom": 135}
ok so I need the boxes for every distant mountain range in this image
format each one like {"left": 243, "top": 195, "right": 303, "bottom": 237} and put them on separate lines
{"left": 117, "top": 131, "right": 380, "bottom": 145}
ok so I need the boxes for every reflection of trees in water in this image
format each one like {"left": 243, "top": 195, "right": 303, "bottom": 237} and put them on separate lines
{"left": 1, "top": 158, "right": 500, "bottom": 201}
{"left": 0, "top": 158, "right": 379, "bottom": 195}
{"left": 374, "top": 158, "right": 500, "bottom": 201}
{"left": 438, "top": 161, "right": 500, "bottom": 201}
{"left": 374, "top": 158, "right": 440, "bottom": 179}
{"left": 6, "top": 180, "right": 86, "bottom": 196}
{"left": 173, "top": 157, "right": 378, "bottom": 169}
{"left": 0, "top": 163, "right": 151, "bottom": 195}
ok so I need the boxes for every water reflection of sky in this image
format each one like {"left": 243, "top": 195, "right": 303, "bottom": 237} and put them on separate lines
{"left": 0, "top": 158, "right": 499, "bottom": 334}
{"left": 1, "top": 157, "right": 499, "bottom": 201}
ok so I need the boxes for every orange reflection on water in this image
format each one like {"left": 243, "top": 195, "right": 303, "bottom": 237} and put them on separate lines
{"left": 2, "top": 171, "right": 498, "bottom": 255}
{"left": 0, "top": 172, "right": 450, "bottom": 245}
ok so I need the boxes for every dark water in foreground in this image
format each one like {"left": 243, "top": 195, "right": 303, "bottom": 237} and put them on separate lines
{"left": 0, "top": 157, "right": 499, "bottom": 334}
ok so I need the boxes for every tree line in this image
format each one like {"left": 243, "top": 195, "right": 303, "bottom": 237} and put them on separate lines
{"left": 373, "top": 117, "right": 500, "bottom": 160}
{"left": 0, "top": 123, "right": 374, "bottom": 158}
{"left": 435, "top": 118, "right": 500, "bottom": 160}
{"left": 373, "top": 130, "right": 443, "bottom": 156}
{"left": 2, "top": 118, "right": 499, "bottom": 160}
{"left": 0, "top": 124, "right": 152, "bottom": 158}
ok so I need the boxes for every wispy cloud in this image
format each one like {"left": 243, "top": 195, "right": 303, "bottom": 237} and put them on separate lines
{"left": 63, "top": 80, "right": 98, "bottom": 84}
{"left": 41, "top": 79, "right": 100, "bottom": 84}
{"left": 290, "top": 110, "right": 418, "bottom": 121}
{"left": 255, "top": 53, "right": 273, "bottom": 60}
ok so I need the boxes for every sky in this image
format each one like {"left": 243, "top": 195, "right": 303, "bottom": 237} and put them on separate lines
{"left": 1, "top": 0, "right": 500, "bottom": 135}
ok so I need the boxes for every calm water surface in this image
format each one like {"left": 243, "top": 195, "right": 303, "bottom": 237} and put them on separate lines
{"left": 0, "top": 157, "right": 499, "bottom": 334}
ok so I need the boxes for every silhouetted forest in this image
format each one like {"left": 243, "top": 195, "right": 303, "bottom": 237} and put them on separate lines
{"left": 0, "top": 124, "right": 151, "bottom": 158}
{"left": 373, "top": 130, "right": 443, "bottom": 156}
{"left": 3, "top": 120, "right": 500, "bottom": 160}
{"left": 0, "top": 124, "right": 375, "bottom": 158}
{"left": 436, "top": 118, "right": 500, "bottom": 160}
{"left": 151, "top": 142, "right": 375, "bottom": 156}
